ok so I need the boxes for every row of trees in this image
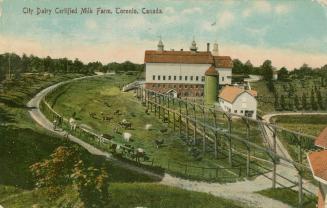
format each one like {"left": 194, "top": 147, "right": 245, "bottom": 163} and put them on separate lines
{"left": 232, "top": 59, "right": 327, "bottom": 82}
{"left": 0, "top": 53, "right": 144, "bottom": 82}
{"left": 275, "top": 89, "right": 327, "bottom": 111}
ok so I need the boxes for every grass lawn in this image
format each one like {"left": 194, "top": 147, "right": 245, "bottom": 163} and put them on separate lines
{"left": 251, "top": 80, "right": 275, "bottom": 115}
{"left": 0, "top": 73, "right": 251, "bottom": 207}
{"left": 272, "top": 115, "right": 327, "bottom": 136}
{"left": 47, "top": 75, "right": 271, "bottom": 181}
{"left": 0, "top": 183, "right": 247, "bottom": 208}
{"left": 257, "top": 188, "right": 317, "bottom": 208}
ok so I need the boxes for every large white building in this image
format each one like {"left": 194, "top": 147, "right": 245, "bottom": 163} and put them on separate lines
{"left": 144, "top": 39, "right": 232, "bottom": 97}
{"left": 218, "top": 86, "right": 257, "bottom": 118}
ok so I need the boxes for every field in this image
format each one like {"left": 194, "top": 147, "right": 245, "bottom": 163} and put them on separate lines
{"left": 272, "top": 115, "right": 327, "bottom": 136}
{"left": 257, "top": 188, "right": 316, "bottom": 208}
{"left": 46, "top": 75, "right": 271, "bottom": 181}
{"left": 0, "top": 73, "right": 249, "bottom": 207}
{"left": 0, "top": 183, "right": 247, "bottom": 208}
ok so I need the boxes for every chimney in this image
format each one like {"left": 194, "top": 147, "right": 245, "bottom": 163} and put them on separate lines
{"left": 207, "top": 43, "right": 210, "bottom": 52}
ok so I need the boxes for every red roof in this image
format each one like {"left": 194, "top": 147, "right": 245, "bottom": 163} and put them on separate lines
{"left": 144, "top": 50, "right": 232, "bottom": 68}
{"left": 205, "top": 66, "right": 218, "bottom": 76}
{"left": 315, "top": 127, "right": 327, "bottom": 149}
{"left": 308, "top": 150, "right": 327, "bottom": 183}
{"left": 213, "top": 56, "right": 233, "bottom": 68}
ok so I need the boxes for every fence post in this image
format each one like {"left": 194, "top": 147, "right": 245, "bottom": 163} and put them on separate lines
{"left": 227, "top": 115, "right": 232, "bottom": 167}
{"left": 193, "top": 104, "right": 197, "bottom": 145}
{"left": 272, "top": 126, "right": 277, "bottom": 189}
{"left": 298, "top": 134, "right": 303, "bottom": 208}
{"left": 185, "top": 102, "right": 189, "bottom": 140}
{"left": 246, "top": 119, "right": 250, "bottom": 177}
{"left": 158, "top": 95, "right": 161, "bottom": 119}
{"left": 179, "top": 101, "right": 182, "bottom": 137}
{"left": 202, "top": 107, "right": 206, "bottom": 153}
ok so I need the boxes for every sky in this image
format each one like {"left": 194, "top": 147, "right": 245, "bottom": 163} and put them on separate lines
{"left": 0, "top": 0, "right": 326, "bottom": 69}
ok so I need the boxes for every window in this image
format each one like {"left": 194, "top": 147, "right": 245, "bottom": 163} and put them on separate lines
{"left": 201, "top": 76, "right": 205, "bottom": 82}
{"left": 163, "top": 84, "right": 166, "bottom": 88}
{"left": 173, "top": 85, "right": 176, "bottom": 88}
{"left": 184, "top": 85, "right": 188, "bottom": 89}
{"left": 241, "top": 110, "right": 243, "bottom": 114}
{"left": 152, "top": 75, "right": 155, "bottom": 80}
{"left": 163, "top": 76, "right": 166, "bottom": 81}
{"left": 168, "top": 75, "right": 171, "bottom": 80}
{"left": 234, "top": 110, "right": 237, "bottom": 113}
{"left": 222, "top": 77, "right": 225, "bottom": 81}
{"left": 158, "top": 75, "right": 161, "bottom": 80}
{"left": 179, "top": 85, "right": 182, "bottom": 89}
{"left": 152, "top": 84, "right": 155, "bottom": 87}
{"left": 196, "top": 93, "right": 199, "bottom": 96}
{"left": 185, "top": 76, "right": 188, "bottom": 81}
{"left": 158, "top": 84, "right": 161, "bottom": 87}
{"left": 196, "top": 76, "right": 199, "bottom": 81}
{"left": 179, "top": 76, "right": 182, "bottom": 81}
{"left": 190, "top": 76, "right": 193, "bottom": 81}
{"left": 174, "top": 76, "right": 177, "bottom": 80}
{"left": 190, "top": 85, "right": 193, "bottom": 89}
{"left": 184, "top": 92, "right": 188, "bottom": 96}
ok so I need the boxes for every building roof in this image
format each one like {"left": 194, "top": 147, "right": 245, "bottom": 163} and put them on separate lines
{"left": 307, "top": 150, "right": 327, "bottom": 183}
{"left": 205, "top": 66, "right": 218, "bottom": 76}
{"left": 213, "top": 56, "right": 233, "bottom": 68}
{"left": 219, "top": 86, "right": 257, "bottom": 103}
{"left": 144, "top": 50, "right": 233, "bottom": 68}
{"left": 315, "top": 127, "right": 327, "bottom": 149}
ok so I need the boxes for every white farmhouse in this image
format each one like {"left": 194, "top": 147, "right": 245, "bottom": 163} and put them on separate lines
{"left": 144, "top": 39, "right": 232, "bottom": 97}
{"left": 218, "top": 86, "right": 257, "bottom": 119}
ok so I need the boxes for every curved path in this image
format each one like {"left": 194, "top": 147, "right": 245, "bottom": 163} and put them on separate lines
{"left": 27, "top": 75, "right": 293, "bottom": 208}
{"left": 260, "top": 112, "right": 326, "bottom": 195}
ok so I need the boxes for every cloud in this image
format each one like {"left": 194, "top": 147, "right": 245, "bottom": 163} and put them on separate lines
{"left": 181, "top": 7, "right": 202, "bottom": 15}
{"left": 254, "top": 0, "right": 272, "bottom": 13}
{"left": 85, "top": 19, "right": 97, "bottom": 30}
{"left": 275, "top": 4, "right": 292, "bottom": 15}
{"left": 242, "top": 1, "right": 292, "bottom": 17}
{"left": 217, "top": 11, "right": 235, "bottom": 29}
{"left": 242, "top": 9, "right": 251, "bottom": 17}
{"left": 313, "top": 0, "right": 327, "bottom": 7}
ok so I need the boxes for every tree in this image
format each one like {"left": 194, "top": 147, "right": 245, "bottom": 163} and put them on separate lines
{"left": 30, "top": 146, "right": 80, "bottom": 199}
{"left": 232, "top": 59, "right": 243, "bottom": 74}
{"left": 302, "top": 93, "right": 308, "bottom": 110}
{"left": 294, "top": 94, "right": 301, "bottom": 110}
{"left": 261, "top": 60, "right": 274, "bottom": 81}
{"left": 278, "top": 67, "right": 288, "bottom": 81}
{"left": 244, "top": 60, "right": 254, "bottom": 74}
{"left": 274, "top": 93, "right": 280, "bottom": 110}
{"left": 316, "top": 90, "right": 324, "bottom": 110}
{"left": 310, "top": 89, "right": 318, "bottom": 110}
{"left": 280, "top": 95, "right": 286, "bottom": 110}
{"left": 72, "top": 160, "right": 110, "bottom": 208}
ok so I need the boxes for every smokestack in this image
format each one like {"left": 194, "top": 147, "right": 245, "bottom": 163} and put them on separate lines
{"left": 207, "top": 43, "right": 210, "bottom": 52}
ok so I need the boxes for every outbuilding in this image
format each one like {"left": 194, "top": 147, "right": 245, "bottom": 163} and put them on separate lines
{"left": 218, "top": 86, "right": 257, "bottom": 119}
